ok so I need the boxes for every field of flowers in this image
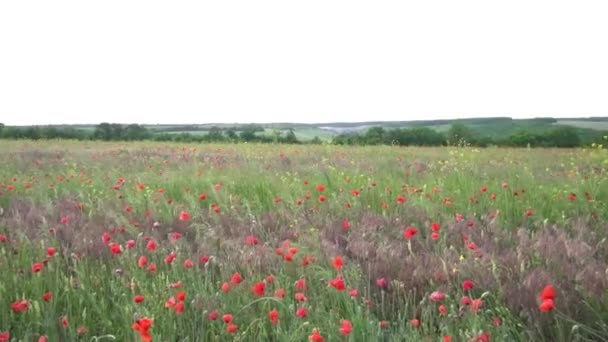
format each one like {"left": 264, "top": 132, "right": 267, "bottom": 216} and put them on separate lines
{"left": 0, "top": 140, "right": 607, "bottom": 341}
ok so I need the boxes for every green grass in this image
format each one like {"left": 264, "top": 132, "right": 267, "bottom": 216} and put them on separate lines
{"left": 0, "top": 141, "right": 608, "bottom": 341}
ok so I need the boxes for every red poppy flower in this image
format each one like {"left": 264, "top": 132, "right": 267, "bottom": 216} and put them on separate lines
{"left": 231, "top": 273, "right": 243, "bottom": 285}
{"left": 332, "top": 256, "right": 344, "bottom": 270}
{"left": 295, "top": 292, "right": 307, "bottom": 302}
{"left": 183, "top": 259, "right": 194, "bottom": 268}
{"left": 165, "top": 252, "right": 177, "bottom": 264}
{"left": 170, "top": 232, "right": 182, "bottom": 242}
{"left": 329, "top": 277, "right": 346, "bottom": 291}
{"left": 410, "top": 319, "right": 420, "bottom": 328}
{"left": 100, "top": 233, "right": 111, "bottom": 244}
{"left": 222, "top": 314, "right": 233, "bottom": 324}
{"left": 403, "top": 227, "right": 418, "bottom": 240}
{"left": 429, "top": 291, "right": 445, "bottom": 302}
{"left": 221, "top": 282, "right": 231, "bottom": 293}
{"left": 245, "top": 235, "right": 259, "bottom": 245}
{"left": 251, "top": 281, "right": 265, "bottom": 297}
{"left": 46, "top": 247, "right": 56, "bottom": 257}
{"left": 438, "top": 304, "right": 448, "bottom": 315}
{"left": 462, "top": 280, "right": 475, "bottom": 291}
{"left": 137, "top": 256, "right": 148, "bottom": 268}
{"left": 376, "top": 277, "right": 388, "bottom": 289}
{"left": 540, "top": 285, "right": 556, "bottom": 301}
{"left": 11, "top": 299, "right": 29, "bottom": 313}
{"left": 43, "top": 292, "right": 53, "bottom": 302}
{"left": 308, "top": 329, "right": 325, "bottom": 342}
{"left": 109, "top": 242, "right": 122, "bottom": 255}
{"left": 301, "top": 256, "right": 315, "bottom": 266}
{"left": 268, "top": 308, "right": 279, "bottom": 325}
{"left": 134, "top": 295, "right": 145, "bottom": 304}
{"left": 274, "top": 288, "right": 286, "bottom": 298}
{"left": 146, "top": 240, "right": 157, "bottom": 251}
{"left": 539, "top": 299, "right": 555, "bottom": 312}
{"left": 132, "top": 317, "right": 153, "bottom": 342}
{"left": 179, "top": 211, "right": 191, "bottom": 221}
{"left": 339, "top": 320, "right": 352, "bottom": 335}
{"left": 165, "top": 297, "right": 176, "bottom": 309}
{"left": 176, "top": 291, "right": 186, "bottom": 302}
{"left": 474, "top": 331, "right": 491, "bottom": 342}
{"left": 226, "top": 323, "right": 238, "bottom": 333}
{"left": 174, "top": 301, "right": 185, "bottom": 314}
{"left": 0, "top": 332, "right": 9, "bottom": 342}
{"left": 295, "top": 279, "right": 307, "bottom": 291}
{"left": 207, "top": 311, "right": 219, "bottom": 320}
{"left": 296, "top": 307, "right": 308, "bottom": 318}
{"left": 32, "top": 262, "right": 44, "bottom": 273}
{"left": 431, "top": 232, "right": 440, "bottom": 240}
{"left": 460, "top": 296, "right": 471, "bottom": 306}
{"left": 470, "top": 298, "right": 483, "bottom": 314}
{"left": 315, "top": 184, "right": 325, "bottom": 192}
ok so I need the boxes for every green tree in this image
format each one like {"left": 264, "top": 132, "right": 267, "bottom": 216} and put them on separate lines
{"left": 546, "top": 126, "right": 581, "bottom": 147}
{"left": 207, "top": 126, "right": 224, "bottom": 141}
{"left": 364, "top": 127, "right": 385, "bottom": 145}
{"left": 124, "top": 124, "right": 150, "bottom": 140}
{"left": 225, "top": 129, "right": 238, "bottom": 141}
{"left": 447, "top": 123, "right": 474, "bottom": 145}
{"left": 310, "top": 136, "right": 322, "bottom": 144}
{"left": 282, "top": 129, "right": 299, "bottom": 144}
{"left": 94, "top": 123, "right": 113, "bottom": 141}
{"left": 239, "top": 128, "right": 257, "bottom": 142}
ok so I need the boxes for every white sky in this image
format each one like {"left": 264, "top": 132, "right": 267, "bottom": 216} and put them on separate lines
{"left": 1, "top": 1, "right": 607, "bottom": 125}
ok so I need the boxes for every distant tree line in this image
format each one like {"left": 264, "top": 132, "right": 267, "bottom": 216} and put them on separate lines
{"left": 0, "top": 123, "right": 303, "bottom": 144}
{"left": 332, "top": 123, "right": 606, "bottom": 148}
{"left": 0, "top": 122, "right": 605, "bottom": 147}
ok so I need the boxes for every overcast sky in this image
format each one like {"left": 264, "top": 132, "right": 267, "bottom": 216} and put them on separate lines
{"left": 1, "top": 1, "right": 607, "bottom": 125}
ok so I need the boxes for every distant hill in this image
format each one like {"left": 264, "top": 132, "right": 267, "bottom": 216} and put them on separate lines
{"left": 3, "top": 117, "right": 607, "bottom": 143}
{"left": 136, "top": 117, "right": 606, "bottom": 142}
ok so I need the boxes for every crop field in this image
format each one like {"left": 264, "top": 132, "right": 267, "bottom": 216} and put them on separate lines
{"left": 1, "top": 141, "right": 608, "bottom": 341}
{"left": 555, "top": 120, "right": 608, "bottom": 131}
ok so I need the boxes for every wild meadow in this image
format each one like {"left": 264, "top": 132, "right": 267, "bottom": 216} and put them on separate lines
{"left": 0, "top": 140, "right": 607, "bottom": 341}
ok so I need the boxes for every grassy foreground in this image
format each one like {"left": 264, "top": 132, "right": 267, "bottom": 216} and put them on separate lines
{"left": 0, "top": 140, "right": 607, "bottom": 341}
